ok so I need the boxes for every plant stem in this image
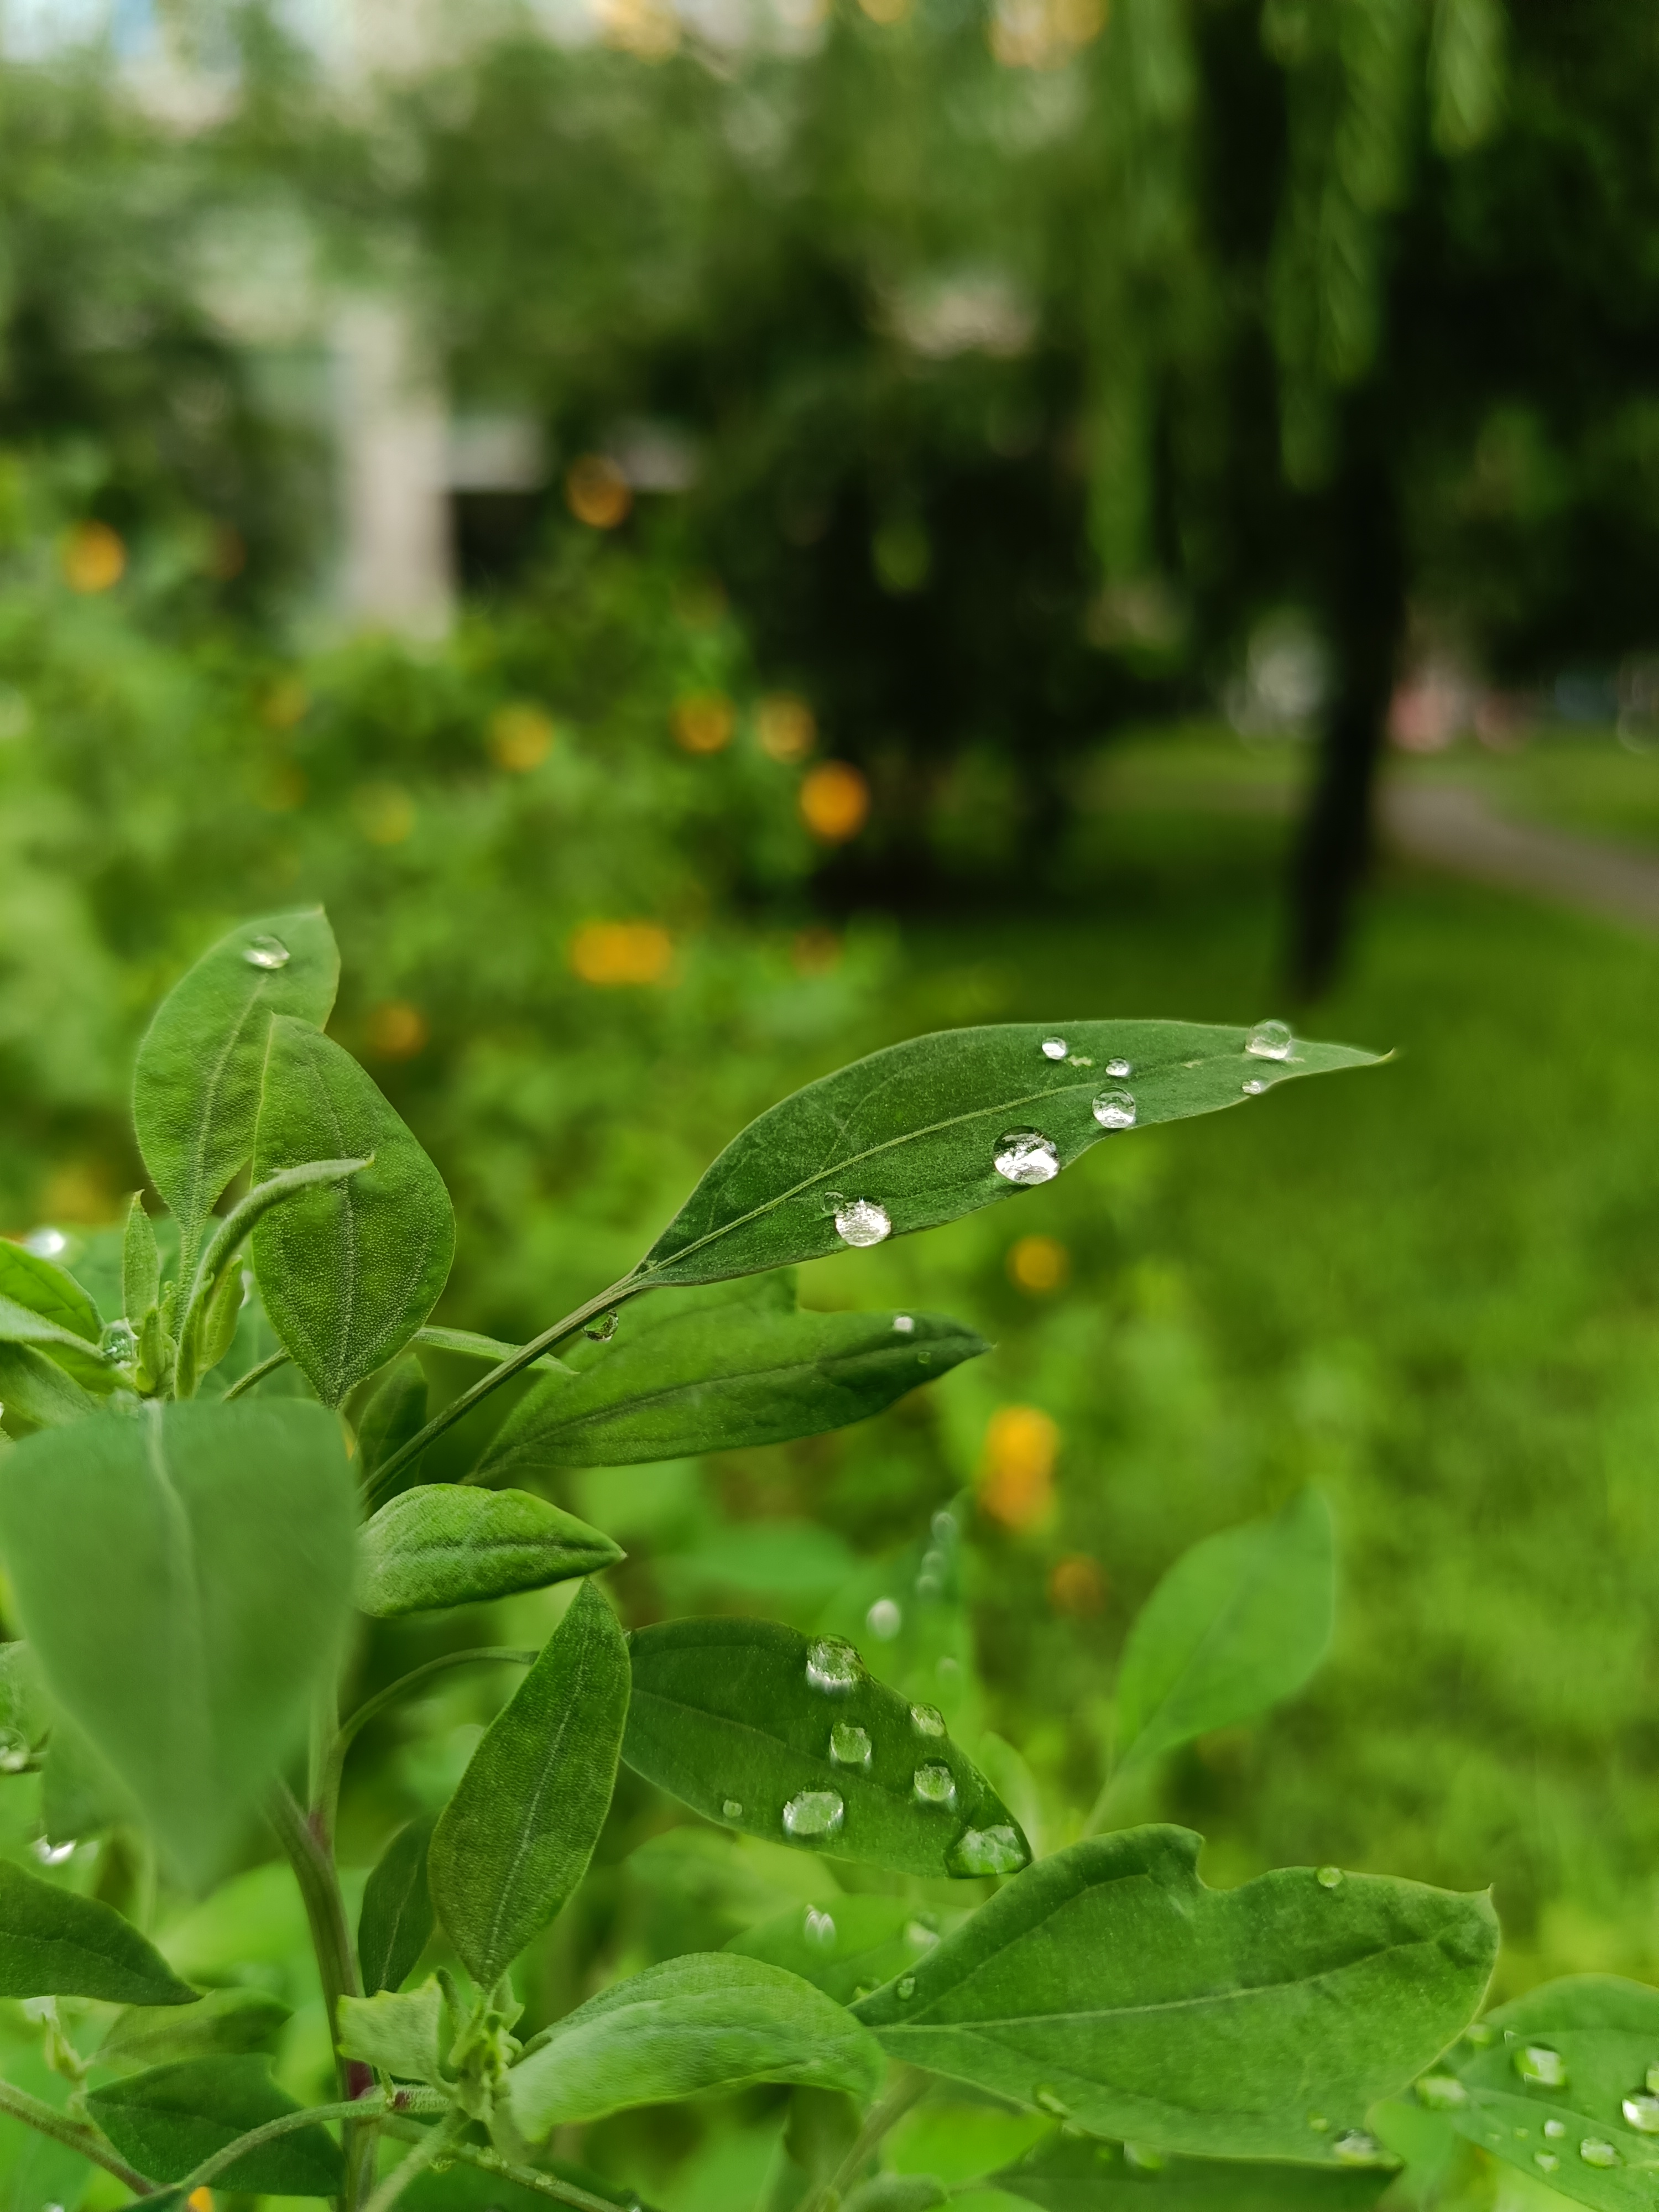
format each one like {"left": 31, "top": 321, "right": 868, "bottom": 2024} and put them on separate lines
{"left": 382, "top": 2118, "right": 636, "bottom": 2212}
{"left": 359, "top": 2107, "right": 466, "bottom": 2212}
{"left": 223, "top": 1348, "right": 291, "bottom": 1401}
{"left": 173, "top": 2093, "right": 447, "bottom": 2197}
{"left": 800, "top": 2067, "right": 929, "bottom": 2212}
{"left": 317, "top": 1648, "right": 538, "bottom": 1835}
{"left": 0, "top": 2075, "right": 158, "bottom": 2196}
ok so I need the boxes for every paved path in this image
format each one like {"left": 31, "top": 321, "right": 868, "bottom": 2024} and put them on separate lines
{"left": 1381, "top": 779, "right": 1659, "bottom": 938}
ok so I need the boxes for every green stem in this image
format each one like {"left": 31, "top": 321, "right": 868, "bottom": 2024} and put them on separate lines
{"left": 800, "top": 2067, "right": 929, "bottom": 2212}
{"left": 223, "top": 1349, "right": 292, "bottom": 1402}
{"left": 268, "top": 1784, "right": 373, "bottom": 2206}
{"left": 317, "top": 1650, "right": 538, "bottom": 1836}
{"left": 360, "top": 2107, "right": 466, "bottom": 2212}
{"left": 0, "top": 2075, "right": 157, "bottom": 2196}
{"left": 173, "top": 2093, "right": 447, "bottom": 2198}
{"left": 382, "top": 2118, "right": 634, "bottom": 2212}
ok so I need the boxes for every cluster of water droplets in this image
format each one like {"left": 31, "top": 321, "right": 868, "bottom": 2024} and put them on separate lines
{"left": 242, "top": 934, "right": 291, "bottom": 971}
{"left": 1483, "top": 2034, "right": 1659, "bottom": 2169}
{"left": 830, "top": 1196, "right": 891, "bottom": 1249}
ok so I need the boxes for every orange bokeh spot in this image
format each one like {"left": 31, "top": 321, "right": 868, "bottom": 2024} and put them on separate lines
{"left": 187, "top": 2190, "right": 213, "bottom": 2212}
{"left": 799, "top": 760, "right": 870, "bottom": 843}
{"left": 568, "top": 921, "right": 675, "bottom": 987}
{"left": 489, "top": 703, "right": 557, "bottom": 773}
{"left": 673, "top": 692, "right": 736, "bottom": 755}
{"left": 565, "top": 455, "right": 632, "bottom": 529}
{"left": 978, "top": 1405, "right": 1060, "bottom": 1532}
{"left": 365, "top": 1001, "right": 429, "bottom": 1059}
{"left": 1048, "top": 1553, "right": 1107, "bottom": 1615}
{"left": 62, "top": 521, "right": 126, "bottom": 594}
{"left": 1008, "top": 1234, "right": 1069, "bottom": 1293}
{"left": 757, "top": 693, "right": 817, "bottom": 763}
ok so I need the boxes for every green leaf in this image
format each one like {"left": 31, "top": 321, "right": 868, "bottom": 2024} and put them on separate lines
{"left": 476, "top": 1296, "right": 987, "bottom": 1477}
{"left": 0, "top": 1241, "right": 101, "bottom": 1343}
{"left": 1114, "top": 1489, "right": 1334, "bottom": 1779}
{"left": 623, "top": 1618, "right": 1027, "bottom": 1879}
{"left": 1446, "top": 1975, "right": 1659, "bottom": 2209}
{"left": 429, "top": 1580, "right": 630, "bottom": 1987}
{"left": 0, "top": 1400, "right": 358, "bottom": 1886}
{"left": 337, "top": 1977, "right": 450, "bottom": 2086}
{"left": 0, "top": 1342, "right": 104, "bottom": 1433}
{"left": 852, "top": 1827, "right": 1496, "bottom": 2162}
{"left": 507, "top": 1954, "right": 884, "bottom": 2139}
{"left": 992, "top": 2135, "right": 1397, "bottom": 2209}
{"left": 0, "top": 1858, "right": 196, "bottom": 2004}
{"left": 86, "top": 2055, "right": 343, "bottom": 2194}
{"left": 358, "top": 1486, "right": 623, "bottom": 1618}
{"left": 359, "top": 1818, "right": 436, "bottom": 1994}
{"left": 122, "top": 1194, "right": 161, "bottom": 1327}
{"left": 359, "top": 1356, "right": 429, "bottom": 1478}
{"left": 639, "top": 1021, "right": 1379, "bottom": 1286}
{"left": 252, "top": 1017, "right": 455, "bottom": 1406}
{"left": 132, "top": 910, "right": 340, "bottom": 1269}
{"left": 724, "top": 1896, "right": 939, "bottom": 2007}
{"left": 98, "top": 1987, "right": 291, "bottom": 2071}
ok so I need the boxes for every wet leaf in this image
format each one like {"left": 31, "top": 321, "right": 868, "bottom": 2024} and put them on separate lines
{"left": 724, "top": 1895, "right": 938, "bottom": 2007}
{"left": 992, "top": 2133, "right": 1397, "bottom": 2208}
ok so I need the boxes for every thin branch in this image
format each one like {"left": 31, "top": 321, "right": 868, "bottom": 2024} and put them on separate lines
{"left": 0, "top": 2075, "right": 158, "bottom": 2197}
{"left": 222, "top": 1349, "right": 291, "bottom": 1402}
{"left": 382, "top": 2118, "right": 639, "bottom": 2212}
{"left": 173, "top": 2093, "right": 447, "bottom": 2198}
{"left": 801, "top": 2067, "right": 930, "bottom": 2212}
{"left": 317, "top": 1648, "right": 538, "bottom": 1830}
{"left": 360, "top": 2106, "right": 466, "bottom": 2212}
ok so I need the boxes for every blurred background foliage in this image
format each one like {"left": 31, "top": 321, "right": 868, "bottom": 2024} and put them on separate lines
{"left": 5, "top": 0, "right": 1659, "bottom": 2205}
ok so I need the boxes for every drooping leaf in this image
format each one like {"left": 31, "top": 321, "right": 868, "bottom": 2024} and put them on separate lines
{"left": 992, "top": 2134, "right": 1397, "bottom": 2209}
{"left": 0, "top": 1343, "right": 104, "bottom": 1433}
{"left": 358, "top": 1357, "right": 429, "bottom": 1479}
{"left": 1113, "top": 1489, "right": 1334, "bottom": 1781}
{"left": 251, "top": 1018, "right": 455, "bottom": 1406}
{"left": 98, "top": 1987, "right": 291, "bottom": 2071}
{"left": 724, "top": 1896, "right": 940, "bottom": 2007}
{"left": 359, "top": 1818, "right": 435, "bottom": 1994}
{"left": 1445, "top": 1975, "right": 1659, "bottom": 2210}
{"left": 0, "top": 1859, "right": 196, "bottom": 2005}
{"left": 86, "top": 2056, "right": 343, "bottom": 2194}
{"left": 0, "top": 1400, "right": 358, "bottom": 1886}
{"left": 623, "top": 1618, "right": 1027, "bottom": 1880}
{"left": 0, "top": 1241, "right": 101, "bottom": 1344}
{"left": 852, "top": 1827, "right": 1496, "bottom": 2163}
{"left": 507, "top": 1954, "right": 883, "bottom": 2140}
{"left": 122, "top": 1195, "right": 161, "bottom": 1329}
{"left": 429, "top": 1581, "right": 630, "bottom": 1987}
{"left": 358, "top": 1486, "right": 622, "bottom": 1618}
{"left": 638, "top": 1022, "right": 1380, "bottom": 1286}
{"left": 476, "top": 1296, "right": 987, "bottom": 1477}
{"left": 337, "top": 1977, "right": 450, "bottom": 2086}
{"left": 132, "top": 910, "right": 340, "bottom": 1269}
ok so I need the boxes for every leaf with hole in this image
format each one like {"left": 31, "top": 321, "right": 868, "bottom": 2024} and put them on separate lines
{"left": 852, "top": 1825, "right": 1496, "bottom": 2162}
{"left": 359, "top": 1818, "right": 436, "bottom": 1994}
{"left": 98, "top": 1987, "right": 291, "bottom": 2072}
{"left": 622, "top": 1618, "right": 1027, "bottom": 1879}
{"left": 86, "top": 2056, "right": 343, "bottom": 2194}
{"left": 0, "top": 1859, "right": 196, "bottom": 2005}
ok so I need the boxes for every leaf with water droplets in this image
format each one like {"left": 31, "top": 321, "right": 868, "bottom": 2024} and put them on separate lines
{"left": 724, "top": 1896, "right": 937, "bottom": 2007}
{"left": 992, "top": 2133, "right": 1397, "bottom": 2209}
{"left": 133, "top": 910, "right": 340, "bottom": 1271}
{"left": 621, "top": 1618, "right": 1026, "bottom": 1879}
{"left": 1113, "top": 1489, "right": 1334, "bottom": 1786}
{"left": 637, "top": 1021, "right": 1380, "bottom": 1286}
{"left": 505, "top": 1953, "right": 883, "bottom": 2140}
{"left": 852, "top": 1825, "right": 1495, "bottom": 2162}
{"left": 357, "top": 1485, "right": 623, "bottom": 1616}
{"left": 252, "top": 1018, "right": 455, "bottom": 1406}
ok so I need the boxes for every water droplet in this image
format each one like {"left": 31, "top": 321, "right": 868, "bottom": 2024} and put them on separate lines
{"left": 947, "top": 1825, "right": 1029, "bottom": 1876}
{"left": 834, "top": 1198, "right": 891, "bottom": 1248}
{"left": 32, "top": 1838, "right": 74, "bottom": 1867}
{"left": 99, "top": 1321, "right": 138, "bottom": 1365}
{"left": 782, "top": 1790, "right": 844, "bottom": 1840}
{"left": 243, "top": 934, "right": 291, "bottom": 970}
{"left": 584, "top": 1312, "right": 619, "bottom": 1342}
{"left": 1033, "top": 2085, "right": 1070, "bottom": 2116}
{"left": 1092, "top": 1089, "right": 1136, "bottom": 1131}
{"left": 910, "top": 1703, "right": 946, "bottom": 1738}
{"left": 866, "top": 1598, "right": 902, "bottom": 1640}
{"left": 804, "top": 1907, "right": 836, "bottom": 1950}
{"left": 1581, "top": 2140, "right": 1621, "bottom": 2168}
{"left": 913, "top": 1763, "right": 957, "bottom": 1809}
{"left": 1243, "top": 1079, "right": 1266, "bottom": 1095}
{"left": 1544, "top": 2120, "right": 1566, "bottom": 2140}
{"left": 905, "top": 1920, "right": 938, "bottom": 1949}
{"left": 1105, "top": 1057, "right": 1133, "bottom": 1079}
{"left": 1333, "top": 2132, "right": 1382, "bottom": 2167}
{"left": 891, "top": 1314, "right": 915, "bottom": 1334}
{"left": 1316, "top": 1865, "right": 1342, "bottom": 1888}
{"left": 806, "top": 1637, "right": 860, "bottom": 1694}
{"left": 1416, "top": 2075, "right": 1467, "bottom": 2111}
{"left": 853, "top": 1983, "right": 877, "bottom": 2002}
{"left": 1464, "top": 2023, "right": 1496, "bottom": 2047}
{"left": 993, "top": 1130, "right": 1059, "bottom": 1186}
{"left": 22, "top": 1228, "right": 67, "bottom": 1260}
{"left": 1246, "top": 1019, "right": 1293, "bottom": 1061}
{"left": 831, "top": 1722, "right": 872, "bottom": 1769}
{"left": 931, "top": 1510, "right": 957, "bottom": 1543}
{"left": 1623, "top": 2094, "right": 1659, "bottom": 2133}
{"left": 1646, "top": 2061, "right": 1659, "bottom": 2094}
{"left": 1516, "top": 2046, "right": 1568, "bottom": 2090}
{"left": 897, "top": 1976, "right": 916, "bottom": 2000}
{"left": 722, "top": 1799, "right": 743, "bottom": 1819}
{"left": 1535, "top": 2152, "right": 1560, "bottom": 2174}
{"left": 1040, "top": 1037, "right": 1068, "bottom": 1061}
{"left": 1307, "top": 2116, "right": 1329, "bottom": 2134}
{"left": 0, "top": 1731, "right": 29, "bottom": 1775}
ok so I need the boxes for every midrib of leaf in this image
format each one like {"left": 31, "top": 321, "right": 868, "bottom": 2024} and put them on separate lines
{"left": 482, "top": 1640, "right": 591, "bottom": 1971}
{"left": 181, "top": 978, "right": 272, "bottom": 1259}
{"left": 631, "top": 1683, "right": 922, "bottom": 1802}
{"left": 141, "top": 1406, "right": 213, "bottom": 1780}
{"left": 1120, "top": 1533, "right": 1281, "bottom": 1768}
{"left": 534, "top": 1342, "right": 959, "bottom": 1432}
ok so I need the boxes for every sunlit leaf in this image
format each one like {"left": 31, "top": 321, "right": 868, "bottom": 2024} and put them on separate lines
{"left": 0, "top": 1859, "right": 195, "bottom": 2005}
{"left": 357, "top": 1485, "right": 622, "bottom": 1617}
{"left": 86, "top": 2056, "right": 343, "bottom": 2194}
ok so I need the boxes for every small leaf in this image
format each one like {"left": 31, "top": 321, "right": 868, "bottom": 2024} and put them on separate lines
{"left": 122, "top": 1195, "right": 161, "bottom": 1329}
{"left": 852, "top": 1826, "right": 1496, "bottom": 2162}
{"left": 724, "top": 1896, "right": 937, "bottom": 2007}
{"left": 0, "top": 1400, "right": 358, "bottom": 1886}
{"left": 198, "top": 1258, "right": 246, "bottom": 1376}
{"left": 0, "top": 1241, "right": 101, "bottom": 1343}
{"left": 358, "top": 1357, "right": 429, "bottom": 1479}
{"left": 338, "top": 1977, "right": 450, "bottom": 2086}
{"left": 133, "top": 910, "right": 340, "bottom": 1269}
{"left": 639, "top": 1021, "right": 1379, "bottom": 1285}
{"left": 99, "top": 1987, "right": 291, "bottom": 2071}
{"left": 623, "top": 1618, "right": 1027, "bottom": 1879}
{"left": 0, "top": 1859, "right": 196, "bottom": 2005}
{"left": 476, "top": 1296, "right": 986, "bottom": 1476}
{"left": 358, "top": 1486, "right": 622, "bottom": 1618}
{"left": 252, "top": 1018, "right": 455, "bottom": 1406}
{"left": 507, "top": 1954, "right": 883, "bottom": 2139}
{"left": 0, "top": 1343, "right": 103, "bottom": 1433}
{"left": 429, "top": 1581, "right": 630, "bottom": 1987}
{"left": 414, "top": 1327, "right": 569, "bottom": 1374}
{"left": 1114, "top": 1489, "right": 1334, "bottom": 1779}
{"left": 86, "top": 2056, "right": 343, "bottom": 2194}
{"left": 993, "top": 2135, "right": 1397, "bottom": 2209}
{"left": 359, "top": 1819, "right": 435, "bottom": 1994}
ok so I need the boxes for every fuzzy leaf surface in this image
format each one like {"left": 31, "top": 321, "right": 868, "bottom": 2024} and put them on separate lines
{"left": 86, "top": 2056, "right": 343, "bottom": 2193}
{"left": 358, "top": 1486, "right": 622, "bottom": 1617}
{"left": 337, "top": 1978, "right": 449, "bottom": 2086}
{"left": 852, "top": 1827, "right": 1496, "bottom": 2162}
{"left": 0, "top": 1860, "right": 195, "bottom": 2005}
{"left": 0, "top": 1343, "right": 103, "bottom": 1431}
{"left": 98, "top": 1988, "right": 290, "bottom": 2071}
{"left": 359, "top": 1818, "right": 435, "bottom": 1994}
{"left": 993, "top": 2135, "right": 1396, "bottom": 2209}
{"left": 0, "top": 1243, "right": 101, "bottom": 1344}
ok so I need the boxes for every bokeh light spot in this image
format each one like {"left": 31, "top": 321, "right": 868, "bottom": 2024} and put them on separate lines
{"left": 365, "top": 1001, "right": 429, "bottom": 1059}
{"left": 978, "top": 1405, "right": 1059, "bottom": 1531}
{"left": 673, "top": 692, "right": 736, "bottom": 754}
{"left": 568, "top": 921, "right": 675, "bottom": 986}
{"left": 566, "top": 454, "right": 633, "bottom": 529}
{"left": 791, "top": 926, "right": 841, "bottom": 975}
{"left": 1048, "top": 1553, "right": 1106, "bottom": 1615}
{"left": 260, "top": 677, "right": 309, "bottom": 729}
{"left": 354, "top": 784, "right": 416, "bottom": 846}
{"left": 799, "top": 760, "right": 870, "bottom": 842}
{"left": 256, "top": 763, "right": 307, "bottom": 812}
{"left": 1008, "top": 1234, "right": 1070, "bottom": 1293}
{"left": 489, "top": 703, "right": 557, "bottom": 773}
{"left": 757, "top": 693, "right": 817, "bottom": 762}
{"left": 62, "top": 521, "right": 126, "bottom": 594}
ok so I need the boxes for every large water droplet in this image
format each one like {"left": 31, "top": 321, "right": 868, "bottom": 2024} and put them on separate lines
{"left": 1543, "top": 2120, "right": 1566, "bottom": 2140}
{"left": 1246, "top": 1019, "right": 1293, "bottom": 1061}
{"left": 1105, "top": 1057, "right": 1133, "bottom": 1079}
{"left": 22, "top": 1228, "right": 67, "bottom": 1260}
{"left": 1333, "top": 2132, "right": 1383, "bottom": 2167}
{"left": 1243, "top": 1079, "right": 1266, "bottom": 1095}
{"left": 831, "top": 1722, "right": 872, "bottom": 1770}
{"left": 897, "top": 1976, "right": 916, "bottom": 2000}
{"left": 32, "top": 1838, "right": 75, "bottom": 1867}
{"left": 1416, "top": 2074, "right": 1467, "bottom": 2111}
{"left": 1516, "top": 2046, "right": 1568, "bottom": 2090}
{"left": 912, "top": 1764, "right": 957, "bottom": 1809}
{"left": 834, "top": 1199, "right": 891, "bottom": 1248}
{"left": 994, "top": 1130, "right": 1059, "bottom": 1186}
{"left": 1623, "top": 2094, "right": 1659, "bottom": 2133}
{"left": 1535, "top": 2152, "right": 1560, "bottom": 2174}
{"left": 866, "top": 1598, "right": 902, "bottom": 1640}
{"left": 910, "top": 1703, "right": 946, "bottom": 1738}
{"left": 0, "top": 1731, "right": 29, "bottom": 1776}
{"left": 948, "top": 1825, "right": 1029, "bottom": 1876}
{"left": 782, "top": 1790, "right": 844, "bottom": 1840}
{"left": 1040, "top": 1037, "right": 1068, "bottom": 1061}
{"left": 1092, "top": 1089, "right": 1136, "bottom": 1131}
{"left": 805, "top": 1907, "right": 837, "bottom": 1950}
{"left": 100, "top": 1321, "right": 138, "bottom": 1365}
{"left": 806, "top": 1637, "right": 860, "bottom": 1694}
{"left": 1316, "top": 1865, "right": 1342, "bottom": 1889}
{"left": 722, "top": 1799, "right": 743, "bottom": 1819}
{"left": 243, "top": 934, "right": 291, "bottom": 971}
{"left": 891, "top": 1314, "right": 915, "bottom": 1334}
{"left": 1581, "top": 2140, "right": 1621, "bottom": 2168}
